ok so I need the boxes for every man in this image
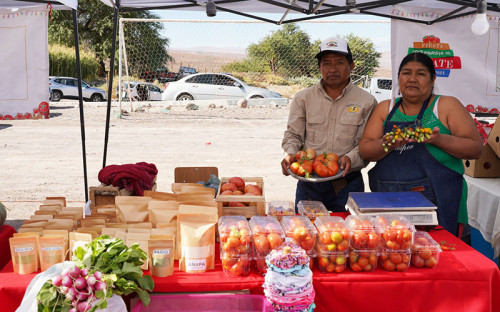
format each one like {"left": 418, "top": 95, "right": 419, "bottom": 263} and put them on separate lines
{"left": 281, "top": 37, "right": 377, "bottom": 212}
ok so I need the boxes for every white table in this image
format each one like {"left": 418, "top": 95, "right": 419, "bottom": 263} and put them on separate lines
{"left": 465, "top": 175, "right": 500, "bottom": 258}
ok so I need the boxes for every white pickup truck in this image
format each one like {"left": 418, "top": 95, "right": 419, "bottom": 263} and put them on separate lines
{"left": 362, "top": 77, "right": 393, "bottom": 103}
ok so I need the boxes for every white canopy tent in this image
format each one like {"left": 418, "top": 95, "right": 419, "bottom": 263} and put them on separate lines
{"left": 0, "top": 0, "right": 89, "bottom": 201}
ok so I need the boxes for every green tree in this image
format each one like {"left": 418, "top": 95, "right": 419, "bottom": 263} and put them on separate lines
{"left": 48, "top": 0, "right": 171, "bottom": 78}
{"left": 343, "top": 33, "right": 381, "bottom": 81}
{"left": 247, "top": 23, "right": 317, "bottom": 78}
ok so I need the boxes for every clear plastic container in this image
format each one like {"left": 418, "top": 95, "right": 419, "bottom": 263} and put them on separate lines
{"left": 280, "top": 215, "right": 318, "bottom": 253}
{"left": 411, "top": 231, "right": 442, "bottom": 269}
{"left": 131, "top": 294, "right": 273, "bottom": 312}
{"left": 315, "top": 216, "right": 350, "bottom": 253}
{"left": 266, "top": 200, "right": 295, "bottom": 220}
{"left": 373, "top": 215, "right": 416, "bottom": 250}
{"left": 218, "top": 216, "right": 251, "bottom": 255}
{"left": 297, "top": 200, "right": 329, "bottom": 220}
{"left": 348, "top": 248, "right": 378, "bottom": 272}
{"left": 379, "top": 249, "right": 411, "bottom": 271}
{"left": 249, "top": 216, "right": 284, "bottom": 257}
{"left": 317, "top": 251, "right": 348, "bottom": 273}
{"left": 345, "top": 215, "right": 382, "bottom": 250}
{"left": 220, "top": 252, "right": 252, "bottom": 277}
{"left": 254, "top": 255, "right": 268, "bottom": 275}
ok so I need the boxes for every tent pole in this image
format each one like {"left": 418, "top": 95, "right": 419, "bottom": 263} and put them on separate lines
{"left": 103, "top": 1, "right": 120, "bottom": 168}
{"left": 72, "top": 9, "right": 89, "bottom": 203}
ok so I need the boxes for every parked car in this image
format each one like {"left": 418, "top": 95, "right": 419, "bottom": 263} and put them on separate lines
{"left": 140, "top": 67, "right": 179, "bottom": 83}
{"left": 49, "top": 77, "right": 107, "bottom": 102}
{"left": 161, "top": 73, "right": 282, "bottom": 101}
{"left": 362, "top": 77, "right": 393, "bottom": 103}
{"left": 117, "top": 81, "right": 163, "bottom": 101}
{"left": 178, "top": 66, "right": 197, "bottom": 78}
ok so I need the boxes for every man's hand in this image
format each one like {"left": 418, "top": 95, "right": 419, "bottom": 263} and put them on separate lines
{"left": 339, "top": 155, "right": 351, "bottom": 177}
{"left": 281, "top": 154, "right": 295, "bottom": 176}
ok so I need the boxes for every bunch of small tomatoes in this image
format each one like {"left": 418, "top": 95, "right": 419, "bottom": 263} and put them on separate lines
{"left": 290, "top": 148, "right": 339, "bottom": 178}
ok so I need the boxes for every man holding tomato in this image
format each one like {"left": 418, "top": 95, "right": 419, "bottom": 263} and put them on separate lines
{"left": 281, "top": 37, "right": 377, "bottom": 212}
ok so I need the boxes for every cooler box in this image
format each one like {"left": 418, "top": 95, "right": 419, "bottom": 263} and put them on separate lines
{"left": 131, "top": 294, "right": 273, "bottom": 312}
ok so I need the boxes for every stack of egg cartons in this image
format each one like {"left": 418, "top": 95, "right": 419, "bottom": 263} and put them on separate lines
{"left": 218, "top": 215, "right": 252, "bottom": 277}
{"left": 345, "top": 215, "right": 382, "bottom": 272}
{"left": 314, "top": 216, "right": 349, "bottom": 273}
{"left": 263, "top": 241, "right": 315, "bottom": 312}
{"left": 249, "top": 216, "right": 284, "bottom": 275}
{"left": 374, "top": 214, "right": 416, "bottom": 272}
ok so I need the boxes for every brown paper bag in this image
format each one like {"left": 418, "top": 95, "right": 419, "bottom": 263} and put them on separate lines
{"left": 171, "top": 183, "right": 205, "bottom": 194}
{"left": 38, "top": 236, "right": 66, "bottom": 271}
{"left": 127, "top": 222, "right": 152, "bottom": 229}
{"left": 178, "top": 194, "right": 214, "bottom": 203}
{"left": 39, "top": 204, "right": 62, "bottom": 212}
{"left": 148, "top": 235, "right": 175, "bottom": 277}
{"left": 9, "top": 236, "right": 39, "bottom": 274}
{"left": 180, "top": 185, "right": 215, "bottom": 197}
{"left": 30, "top": 215, "right": 53, "bottom": 221}
{"left": 178, "top": 212, "right": 217, "bottom": 273}
{"left": 148, "top": 200, "right": 179, "bottom": 227}
{"left": 144, "top": 190, "right": 178, "bottom": 201}
{"left": 42, "top": 230, "right": 69, "bottom": 260}
{"left": 18, "top": 227, "right": 44, "bottom": 234}
{"left": 115, "top": 196, "right": 152, "bottom": 223}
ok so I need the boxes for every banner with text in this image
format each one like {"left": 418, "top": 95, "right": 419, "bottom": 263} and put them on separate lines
{"left": 391, "top": 7, "right": 500, "bottom": 110}
{"left": 0, "top": 8, "right": 50, "bottom": 120}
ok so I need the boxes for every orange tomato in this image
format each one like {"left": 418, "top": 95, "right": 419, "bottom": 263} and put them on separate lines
{"left": 326, "top": 263, "right": 335, "bottom": 273}
{"left": 337, "top": 240, "right": 349, "bottom": 252}
{"left": 396, "top": 263, "right": 408, "bottom": 271}
{"left": 229, "top": 262, "right": 245, "bottom": 276}
{"left": 389, "top": 253, "right": 403, "bottom": 264}
{"left": 411, "top": 254, "right": 425, "bottom": 268}
{"left": 300, "top": 235, "right": 315, "bottom": 251}
{"left": 425, "top": 257, "right": 437, "bottom": 268}
{"left": 350, "top": 263, "right": 363, "bottom": 272}
{"left": 318, "top": 256, "right": 329, "bottom": 268}
{"left": 419, "top": 249, "right": 432, "bottom": 260}
{"left": 369, "top": 254, "right": 377, "bottom": 266}
{"left": 254, "top": 235, "right": 270, "bottom": 253}
{"left": 320, "top": 232, "right": 332, "bottom": 244}
{"left": 267, "top": 233, "right": 283, "bottom": 250}
{"left": 383, "top": 259, "right": 395, "bottom": 271}
{"left": 357, "top": 256, "right": 369, "bottom": 268}
{"left": 335, "top": 264, "right": 346, "bottom": 273}
{"left": 293, "top": 226, "right": 308, "bottom": 241}
{"left": 252, "top": 225, "right": 265, "bottom": 235}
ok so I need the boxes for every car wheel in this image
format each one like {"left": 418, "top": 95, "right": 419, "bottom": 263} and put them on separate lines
{"left": 176, "top": 93, "right": 194, "bottom": 101}
{"left": 250, "top": 95, "right": 263, "bottom": 99}
{"left": 90, "top": 94, "right": 104, "bottom": 102}
{"left": 51, "top": 90, "right": 62, "bottom": 102}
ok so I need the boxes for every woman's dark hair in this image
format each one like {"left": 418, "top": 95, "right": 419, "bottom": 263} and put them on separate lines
{"left": 397, "top": 52, "right": 436, "bottom": 79}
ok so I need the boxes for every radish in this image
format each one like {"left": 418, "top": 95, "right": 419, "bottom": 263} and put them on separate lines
{"left": 61, "top": 275, "right": 73, "bottom": 287}
{"left": 93, "top": 271, "right": 103, "bottom": 281}
{"left": 95, "top": 281, "right": 107, "bottom": 291}
{"left": 77, "top": 301, "right": 92, "bottom": 312}
{"left": 52, "top": 275, "right": 63, "bottom": 287}
{"left": 61, "top": 268, "right": 70, "bottom": 278}
{"left": 86, "top": 275, "right": 97, "bottom": 286}
{"left": 59, "top": 286, "right": 69, "bottom": 295}
{"left": 69, "top": 308, "right": 78, "bottom": 312}
{"left": 69, "top": 266, "right": 81, "bottom": 279}
{"left": 75, "top": 291, "right": 88, "bottom": 301}
{"left": 66, "top": 287, "right": 77, "bottom": 301}
{"left": 80, "top": 268, "right": 89, "bottom": 277}
{"left": 74, "top": 277, "right": 87, "bottom": 290}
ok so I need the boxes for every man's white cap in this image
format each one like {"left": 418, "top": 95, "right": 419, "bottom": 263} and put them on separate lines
{"left": 315, "top": 37, "right": 352, "bottom": 59}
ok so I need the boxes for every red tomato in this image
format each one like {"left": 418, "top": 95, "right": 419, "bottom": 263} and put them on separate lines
{"left": 318, "top": 256, "right": 329, "bottom": 268}
{"left": 313, "top": 157, "right": 339, "bottom": 178}
{"left": 296, "top": 150, "right": 307, "bottom": 161}
{"left": 411, "top": 254, "right": 425, "bottom": 268}
{"left": 290, "top": 162, "right": 301, "bottom": 175}
{"left": 300, "top": 235, "right": 315, "bottom": 251}
{"left": 425, "top": 257, "right": 437, "bottom": 268}
{"left": 298, "top": 160, "right": 314, "bottom": 177}
{"left": 254, "top": 235, "right": 270, "bottom": 253}
{"left": 267, "top": 233, "right": 283, "bottom": 250}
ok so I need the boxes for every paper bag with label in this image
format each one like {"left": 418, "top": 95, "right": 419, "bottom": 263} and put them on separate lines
{"left": 38, "top": 236, "right": 66, "bottom": 271}
{"left": 115, "top": 196, "right": 152, "bottom": 223}
{"left": 69, "top": 232, "right": 92, "bottom": 260}
{"left": 178, "top": 212, "right": 217, "bottom": 273}
{"left": 9, "top": 236, "right": 39, "bottom": 274}
{"left": 148, "top": 200, "right": 179, "bottom": 227}
{"left": 148, "top": 235, "right": 175, "bottom": 277}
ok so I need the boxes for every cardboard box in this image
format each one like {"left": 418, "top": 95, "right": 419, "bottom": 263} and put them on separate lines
{"left": 463, "top": 144, "right": 500, "bottom": 178}
{"left": 89, "top": 185, "right": 133, "bottom": 210}
{"left": 487, "top": 116, "right": 500, "bottom": 158}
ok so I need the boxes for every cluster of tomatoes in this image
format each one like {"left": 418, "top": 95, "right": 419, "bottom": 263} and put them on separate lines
{"left": 219, "top": 217, "right": 252, "bottom": 277}
{"left": 219, "top": 176, "right": 263, "bottom": 207}
{"left": 281, "top": 216, "right": 317, "bottom": 254}
{"left": 349, "top": 250, "right": 378, "bottom": 272}
{"left": 250, "top": 216, "right": 285, "bottom": 274}
{"left": 411, "top": 232, "right": 440, "bottom": 269}
{"left": 289, "top": 148, "right": 339, "bottom": 178}
{"left": 345, "top": 216, "right": 382, "bottom": 272}
{"left": 315, "top": 217, "right": 350, "bottom": 273}
{"left": 376, "top": 216, "right": 414, "bottom": 250}
{"left": 380, "top": 250, "right": 411, "bottom": 271}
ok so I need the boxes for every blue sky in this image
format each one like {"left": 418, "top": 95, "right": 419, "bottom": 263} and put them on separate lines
{"left": 152, "top": 10, "right": 391, "bottom": 54}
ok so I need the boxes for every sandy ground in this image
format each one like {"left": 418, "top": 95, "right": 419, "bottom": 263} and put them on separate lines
{"left": 0, "top": 99, "right": 371, "bottom": 228}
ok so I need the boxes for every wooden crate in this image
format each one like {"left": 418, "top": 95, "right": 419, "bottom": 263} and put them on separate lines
{"left": 215, "top": 177, "right": 265, "bottom": 218}
{"left": 174, "top": 166, "right": 218, "bottom": 183}
{"left": 89, "top": 185, "right": 133, "bottom": 210}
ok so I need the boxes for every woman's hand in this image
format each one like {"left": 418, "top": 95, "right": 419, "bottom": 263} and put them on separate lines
{"left": 382, "top": 132, "right": 409, "bottom": 152}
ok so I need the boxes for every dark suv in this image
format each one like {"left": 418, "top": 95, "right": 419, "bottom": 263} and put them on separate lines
{"left": 140, "top": 67, "right": 179, "bottom": 83}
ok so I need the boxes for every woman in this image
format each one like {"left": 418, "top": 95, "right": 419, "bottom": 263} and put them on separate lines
{"left": 359, "top": 52, "right": 483, "bottom": 236}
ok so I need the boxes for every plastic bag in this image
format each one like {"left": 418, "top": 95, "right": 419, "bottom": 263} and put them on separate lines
{"left": 197, "top": 173, "right": 221, "bottom": 196}
{"left": 16, "top": 261, "right": 126, "bottom": 312}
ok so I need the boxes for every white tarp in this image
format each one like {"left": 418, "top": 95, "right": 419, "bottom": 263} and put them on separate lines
{"left": 0, "top": 7, "right": 50, "bottom": 119}
{"left": 391, "top": 5, "right": 500, "bottom": 109}
{"left": 0, "top": 0, "right": 76, "bottom": 10}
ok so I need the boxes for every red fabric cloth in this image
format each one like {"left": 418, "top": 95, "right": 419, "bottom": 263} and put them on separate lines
{"left": 0, "top": 225, "right": 16, "bottom": 270}
{"left": 98, "top": 162, "right": 158, "bottom": 196}
{"left": 2, "top": 229, "right": 499, "bottom": 312}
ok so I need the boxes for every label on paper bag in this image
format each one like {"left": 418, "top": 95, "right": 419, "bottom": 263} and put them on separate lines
{"left": 186, "top": 258, "right": 207, "bottom": 272}
{"left": 153, "top": 249, "right": 170, "bottom": 255}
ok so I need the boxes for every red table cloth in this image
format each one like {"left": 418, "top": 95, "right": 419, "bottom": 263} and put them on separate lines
{"left": 0, "top": 225, "right": 16, "bottom": 270}
{"left": 1, "top": 229, "right": 499, "bottom": 312}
